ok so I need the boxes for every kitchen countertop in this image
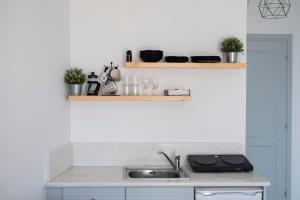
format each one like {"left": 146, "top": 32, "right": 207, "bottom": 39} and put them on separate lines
{"left": 45, "top": 166, "right": 270, "bottom": 187}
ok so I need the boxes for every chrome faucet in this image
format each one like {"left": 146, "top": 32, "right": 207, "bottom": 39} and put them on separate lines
{"left": 158, "top": 151, "right": 181, "bottom": 173}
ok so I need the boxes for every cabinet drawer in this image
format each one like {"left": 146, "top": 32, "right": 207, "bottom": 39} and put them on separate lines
{"left": 63, "top": 187, "right": 125, "bottom": 200}
{"left": 126, "top": 187, "right": 194, "bottom": 200}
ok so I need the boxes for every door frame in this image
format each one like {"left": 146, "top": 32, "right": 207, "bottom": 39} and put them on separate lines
{"left": 247, "top": 34, "right": 292, "bottom": 200}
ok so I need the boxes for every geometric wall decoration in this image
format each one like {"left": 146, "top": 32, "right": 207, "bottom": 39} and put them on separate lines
{"left": 258, "top": 0, "right": 291, "bottom": 19}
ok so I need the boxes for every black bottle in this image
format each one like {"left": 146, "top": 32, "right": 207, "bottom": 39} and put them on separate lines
{"left": 126, "top": 50, "right": 132, "bottom": 62}
{"left": 87, "top": 72, "right": 101, "bottom": 96}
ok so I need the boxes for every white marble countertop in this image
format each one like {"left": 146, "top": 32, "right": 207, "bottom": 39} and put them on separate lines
{"left": 45, "top": 166, "right": 270, "bottom": 187}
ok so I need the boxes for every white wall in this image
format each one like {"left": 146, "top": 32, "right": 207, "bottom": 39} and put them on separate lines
{"left": 247, "top": 1, "right": 300, "bottom": 199}
{"left": 70, "top": 0, "right": 248, "bottom": 145}
{"left": 0, "top": 1, "right": 70, "bottom": 200}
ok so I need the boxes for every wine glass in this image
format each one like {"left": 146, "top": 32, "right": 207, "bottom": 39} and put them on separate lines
{"left": 151, "top": 77, "right": 159, "bottom": 95}
{"left": 141, "top": 77, "right": 151, "bottom": 95}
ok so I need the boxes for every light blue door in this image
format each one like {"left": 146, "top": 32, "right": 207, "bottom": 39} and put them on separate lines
{"left": 246, "top": 35, "right": 290, "bottom": 200}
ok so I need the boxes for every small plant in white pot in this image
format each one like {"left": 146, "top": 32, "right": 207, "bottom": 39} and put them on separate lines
{"left": 220, "top": 37, "right": 244, "bottom": 63}
{"left": 64, "top": 68, "right": 86, "bottom": 96}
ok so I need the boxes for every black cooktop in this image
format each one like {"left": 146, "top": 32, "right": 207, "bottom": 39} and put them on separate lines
{"left": 187, "top": 154, "right": 254, "bottom": 173}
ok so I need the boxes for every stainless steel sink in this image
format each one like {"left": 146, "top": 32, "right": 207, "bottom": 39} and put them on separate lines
{"left": 125, "top": 151, "right": 190, "bottom": 181}
{"left": 125, "top": 168, "right": 190, "bottom": 180}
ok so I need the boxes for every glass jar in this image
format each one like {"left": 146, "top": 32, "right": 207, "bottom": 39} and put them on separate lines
{"left": 123, "top": 76, "right": 140, "bottom": 96}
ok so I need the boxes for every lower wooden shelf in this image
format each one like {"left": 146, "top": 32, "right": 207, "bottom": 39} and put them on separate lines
{"left": 68, "top": 95, "right": 192, "bottom": 102}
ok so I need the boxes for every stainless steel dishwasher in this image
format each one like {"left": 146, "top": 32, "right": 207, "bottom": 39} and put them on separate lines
{"left": 195, "top": 187, "right": 263, "bottom": 200}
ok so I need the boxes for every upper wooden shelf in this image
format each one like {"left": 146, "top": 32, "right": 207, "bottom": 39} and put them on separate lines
{"left": 125, "top": 62, "right": 246, "bottom": 69}
{"left": 68, "top": 95, "right": 192, "bottom": 102}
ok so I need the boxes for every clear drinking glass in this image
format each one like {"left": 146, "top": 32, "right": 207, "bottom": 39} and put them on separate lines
{"left": 123, "top": 76, "right": 139, "bottom": 96}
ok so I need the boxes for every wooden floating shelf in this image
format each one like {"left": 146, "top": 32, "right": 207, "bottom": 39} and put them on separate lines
{"left": 68, "top": 96, "right": 192, "bottom": 102}
{"left": 125, "top": 62, "right": 247, "bottom": 69}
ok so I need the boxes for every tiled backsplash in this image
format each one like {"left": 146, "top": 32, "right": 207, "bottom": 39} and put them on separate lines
{"left": 73, "top": 142, "right": 244, "bottom": 166}
{"left": 46, "top": 143, "right": 73, "bottom": 181}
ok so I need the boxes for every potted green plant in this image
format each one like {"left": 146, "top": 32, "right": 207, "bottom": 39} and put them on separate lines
{"left": 220, "top": 37, "right": 244, "bottom": 63}
{"left": 64, "top": 68, "right": 86, "bottom": 96}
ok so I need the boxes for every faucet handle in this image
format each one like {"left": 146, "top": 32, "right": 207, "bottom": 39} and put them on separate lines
{"left": 175, "top": 155, "right": 181, "bottom": 172}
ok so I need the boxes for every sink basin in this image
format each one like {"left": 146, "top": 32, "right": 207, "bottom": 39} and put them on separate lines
{"left": 129, "top": 169, "right": 179, "bottom": 178}
{"left": 125, "top": 168, "right": 190, "bottom": 180}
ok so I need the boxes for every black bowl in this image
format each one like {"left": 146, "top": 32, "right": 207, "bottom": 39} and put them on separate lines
{"left": 140, "top": 50, "right": 163, "bottom": 62}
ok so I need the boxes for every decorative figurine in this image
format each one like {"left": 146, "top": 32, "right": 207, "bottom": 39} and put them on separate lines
{"left": 100, "top": 62, "right": 121, "bottom": 96}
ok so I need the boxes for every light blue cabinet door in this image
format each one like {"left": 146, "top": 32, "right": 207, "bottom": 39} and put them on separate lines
{"left": 126, "top": 187, "right": 194, "bottom": 200}
{"left": 46, "top": 188, "right": 63, "bottom": 200}
{"left": 63, "top": 187, "right": 125, "bottom": 200}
